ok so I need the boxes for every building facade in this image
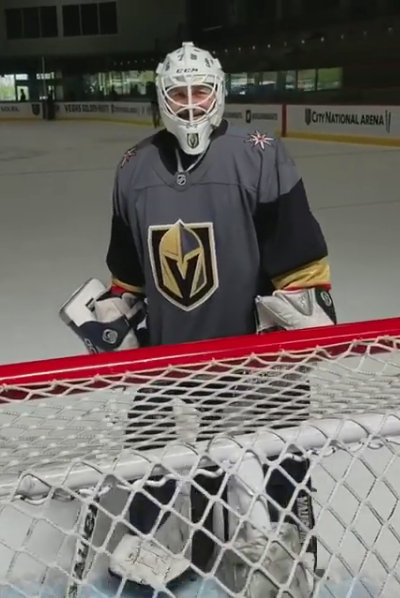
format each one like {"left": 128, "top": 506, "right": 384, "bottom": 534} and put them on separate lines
{"left": 0, "top": 0, "right": 185, "bottom": 58}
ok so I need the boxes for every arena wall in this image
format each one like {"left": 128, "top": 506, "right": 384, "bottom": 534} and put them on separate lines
{"left": 1, "top": 101, "right": 399, "bottom": 146}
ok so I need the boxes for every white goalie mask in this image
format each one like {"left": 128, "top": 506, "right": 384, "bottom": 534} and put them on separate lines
{"left": 156, "top": 41, "right": 225, "bottom": 155}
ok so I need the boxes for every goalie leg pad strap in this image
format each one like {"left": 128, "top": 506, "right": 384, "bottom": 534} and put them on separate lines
{"left": 128, "top": 479, "right": 176, "bottom": 534}
{"left": 267, "top": 457, "right": 317, "bottom": 560}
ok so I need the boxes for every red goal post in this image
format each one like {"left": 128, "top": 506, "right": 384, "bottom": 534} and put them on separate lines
{"left": 1, "top": 317, "right": 400, "bottom": 597}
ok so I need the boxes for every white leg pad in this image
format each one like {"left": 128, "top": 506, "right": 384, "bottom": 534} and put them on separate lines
{"left": 217, "top": 453, "right": 312, "bottom": 597}
{"left": 109, "top": 533, "right": 191, "bottom": 588}
{"left": 109, "top": 481, "right": 192, "bottom": 587}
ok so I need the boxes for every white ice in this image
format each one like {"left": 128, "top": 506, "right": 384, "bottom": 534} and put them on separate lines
{"left": 0, "top": 121, "right": 400, "bottom": 596}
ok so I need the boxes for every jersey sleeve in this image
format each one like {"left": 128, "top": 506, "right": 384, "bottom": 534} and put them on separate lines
{"left": 255, "top": 137, "right": 331, "bottom": 290}
{"left": 106, "top": 163, "right": 145, "bottom": 294}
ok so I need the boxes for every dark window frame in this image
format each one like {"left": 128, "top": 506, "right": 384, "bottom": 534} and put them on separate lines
{"left": 5, "top": 8, "right": 24, "bottom": 40}
{"left": 62, "top": 2, "right": 117, "bottom": 36}
{"left": 62, "top": 4, "right": 81, "bottom": 36}
{"left": 22, "top": 7, "right": 41, "bottom": 39}
{"left": 80, "top": 3, "right": 99, "bottom": 35}
{"left": 40, "top": 5, "right": 59, "bottom": 38}
{"left": 98, "top": 2, "right": 118, "bottom": 35}
{"left": 5, "top": 5, "right": 59, "bottom": 39}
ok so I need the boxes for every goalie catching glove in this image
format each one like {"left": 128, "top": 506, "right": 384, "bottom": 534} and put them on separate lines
{"left": 256, "top": 287, "right": 336, "bottom": 333}
{"left": 59, "top": 278, "right": 147, "bottom": 353}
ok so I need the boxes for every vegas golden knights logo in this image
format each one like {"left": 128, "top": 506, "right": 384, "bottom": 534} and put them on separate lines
{"left": 148, "top": 220, "right": 218, "bottom": 310}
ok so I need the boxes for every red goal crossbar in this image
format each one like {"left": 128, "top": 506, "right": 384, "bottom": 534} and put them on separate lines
{"left": 1, "top": 316, "right": 400, "bottom": 387}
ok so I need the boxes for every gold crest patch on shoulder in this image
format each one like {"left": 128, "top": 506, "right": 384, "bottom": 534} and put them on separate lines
{"left": 120, "top": 146, "right": 137, "bottom": 168}
{"left": 148, "top": 220, "right": 219, "bottom": 311}
{"left": 246, "top": 130, "right": 274, "bottom": 150}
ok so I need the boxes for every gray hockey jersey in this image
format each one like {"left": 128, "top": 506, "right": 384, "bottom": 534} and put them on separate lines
{"left": 106, "top": 121, "right": 329, "bottom": 346}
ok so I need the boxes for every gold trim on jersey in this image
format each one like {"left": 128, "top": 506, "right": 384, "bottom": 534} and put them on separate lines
{"left": 272, "top": 257, "right": 331, "bottom": 290}
{"left": 148, "top": 220, "right": 219, "bottom": 311}
{"left": 111, "top": 277, "right": 144, "bottom": 295}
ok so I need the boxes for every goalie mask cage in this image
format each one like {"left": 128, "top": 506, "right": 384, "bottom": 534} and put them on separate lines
{"left": 1, "top": 317, "right": 400, "bottom": 598}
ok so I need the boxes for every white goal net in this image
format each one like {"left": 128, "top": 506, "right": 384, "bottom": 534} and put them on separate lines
{"left": 1, "top": 318, "right": 400, "bottom": 598}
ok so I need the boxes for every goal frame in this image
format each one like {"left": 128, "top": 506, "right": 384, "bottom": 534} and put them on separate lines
{"left": 1, "top": 316, "right": 400, "bottom": 597}
{"left": 1, "top": 315, "right": 400, "bottom": 386}
{"left": 1, "top": 316, "right": 400, "bottom": 499}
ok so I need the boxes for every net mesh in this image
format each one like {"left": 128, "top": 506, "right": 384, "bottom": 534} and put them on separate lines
{"left": 1, "top": 320, "right": 400, "bottom": 597}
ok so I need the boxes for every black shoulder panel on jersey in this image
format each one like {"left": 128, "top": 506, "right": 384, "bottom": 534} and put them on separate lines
{"left": 137, "top": 129, "right": 168, "bottom": 151}
{"left": 255, "top": 178, "right": 328, "bottom": 280}
{"left": 106, "top": 213, "right": 145, "bottom": 290}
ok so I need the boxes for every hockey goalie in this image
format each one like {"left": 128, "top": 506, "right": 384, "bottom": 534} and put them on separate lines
{"left": 60, "top": 41, "right": 337, "bottom": 598}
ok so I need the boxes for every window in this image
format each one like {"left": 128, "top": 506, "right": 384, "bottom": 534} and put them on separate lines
{"left": 317, "top": 67, "right": 342, "bottom": 90}
{"left": 63, "top": 4, "right": 80, "bottom": 36}
{"left": 281, "top": 0, "right": 298, "bottom": 18}
{"left": 0, "top": 75, "right": 17, "bottom": 101}
{"left": 5, "top": 6, "right": 58, "bottom": 39}
{"left": 350, "top": 0, "right": 376, "bottom": 18}
{"left": 260, "top": 72, "right": 278, "bottom": 90}
{"left": 283, "top": 70, "right": 296, "bottom": 90}
{"left": 99, "top": 2, "right": 117, "bottom": 34}
{"left": 81, "top": 3, "right": 98, "bottom": 35}
{"left": 230, "top": 73, "right": 248, "bottom": 96}
{"left": 40, "top": 6, "right": 58, "bottom": 37}
{"left": 5, "top": 9, "right": 23, "bottom": 39}
{"left": 62, "top": 3, "right": 117, "bottom": 36}
{"left": 23, "top": 8, "right": 40, "bottom": 38}
{"left": 302, "top": 0, "right": 339, "bottom": 12}
{"left": 388, "top": 0, "right": 399, "bottom": 12}
{"left": 297, "top": 69, "right": 316, "bottom": 91}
